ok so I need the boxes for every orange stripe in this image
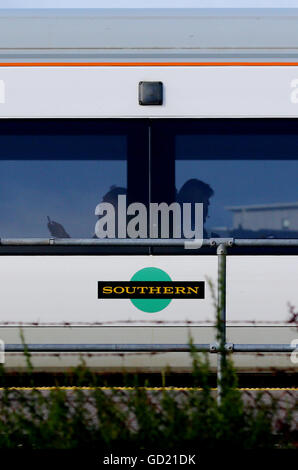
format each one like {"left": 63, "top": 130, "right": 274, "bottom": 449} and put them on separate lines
{"left": 1, "top": 62, "right": 298, "bottom": 67}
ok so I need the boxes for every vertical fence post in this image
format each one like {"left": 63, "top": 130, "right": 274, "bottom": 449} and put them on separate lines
{"left": 216, "top": 243, "right": 227, "bottom": 405}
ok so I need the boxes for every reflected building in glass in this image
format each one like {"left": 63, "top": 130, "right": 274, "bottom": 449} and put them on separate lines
{"left": 225, "top": 202, "right": 298, "bottom": 238}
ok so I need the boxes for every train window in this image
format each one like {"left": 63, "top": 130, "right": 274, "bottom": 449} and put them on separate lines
{"left": 151, "top": 119, "right": 298, "bottom": 241}
{"left": 0, "top": 120, "right": 149, "bottom": 240}
{"left": 2, "top": 119, "right": 298, "bottom": 253}
{"left": 175, "top": 140, "right": 298, "bottom": 239}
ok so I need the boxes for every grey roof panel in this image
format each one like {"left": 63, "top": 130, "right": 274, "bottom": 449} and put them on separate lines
{"left": 0, "top": 9, "right": 298, "bottom": 62}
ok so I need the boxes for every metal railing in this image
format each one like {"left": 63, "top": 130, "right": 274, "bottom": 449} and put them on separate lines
{"left": 1, "top": 237, "right": 298, "bottom": 402}
{"left": 1, "top": 237, "right": 298, "bottom": 246}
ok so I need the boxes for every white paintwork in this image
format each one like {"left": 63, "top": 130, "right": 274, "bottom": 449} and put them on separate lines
{"left": 227, "top": 256, "right": 298, "bottom": 324}
{"left": 1, "top": 66, "right": 298, "bottom": 117}
{"left": 0, "top": 80, "right": 5, "bottom": 104}
{"left": 0, "top": 256, "right": 217, "bottom": 326}
{"left": 0, "top": 255, "right": 296, "bottom": 326}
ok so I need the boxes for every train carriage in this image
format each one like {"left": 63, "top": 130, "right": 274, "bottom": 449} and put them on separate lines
{"left": 0, "top": 8, "right": 297, "bottom": 373}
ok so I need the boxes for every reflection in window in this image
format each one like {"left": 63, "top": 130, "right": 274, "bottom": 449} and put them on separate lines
{"left": 0, "top": 135, "right": 127, "bottom": 238}
{"left": 176, "top": 136, "right": 298, "bottom": 238}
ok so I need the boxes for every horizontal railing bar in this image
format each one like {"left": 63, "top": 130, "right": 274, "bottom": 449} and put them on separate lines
{"left": 233, "top": 239, "right": 298, "bottom": 247}
{"left": 3, "top": 343, "right": 296, "bottom": 353}
{"left": 0, "top": 238, "right": 53, "bottom": 246}
{"left": 2, "top": 344, "right": 211, "bottom": 352}
{"left": 0, "top": 238, "right": 201, "bottom": 246}
{"left": 233, "top": 344, "right": 296, "bottom": 352}
{"left": 1, "top": 238, "right": 298, "bottom": 247}
{"left": 5, "top": 344, "right": 210, "bottom": 352}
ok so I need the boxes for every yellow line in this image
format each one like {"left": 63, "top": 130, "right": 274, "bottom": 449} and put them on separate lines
{"left": 0, "top": 387, "right": 297, "bottom": 391}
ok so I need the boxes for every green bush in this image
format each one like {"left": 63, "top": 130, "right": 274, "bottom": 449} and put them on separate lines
{"left": 0, "top": 345, "right": 296, "bottom": 449}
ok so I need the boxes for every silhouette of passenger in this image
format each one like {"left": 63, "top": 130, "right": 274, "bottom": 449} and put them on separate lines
{"left": 47, "top": 216, "right": 70, "bottom": 238}
{"left": 93, "top": 185, "right": 127, "bottom": 238}
{"left": 46, "top": 186, "right": 127, "bottom": 239}
{"left": 101, "top": 185, "right": 126, "bottom": 206}
{"left": 177, "top": 178, "right": 214, "bottom": 238}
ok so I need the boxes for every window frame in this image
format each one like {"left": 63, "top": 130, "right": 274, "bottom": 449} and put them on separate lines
{"left": 0, "top": 118, "right": 150, "bottom": 255}
{"left": 150, "top": 118, "right": 298, "bottom": 255}
{"left": 1, "top": 118, "right": 298, "bottom": 256}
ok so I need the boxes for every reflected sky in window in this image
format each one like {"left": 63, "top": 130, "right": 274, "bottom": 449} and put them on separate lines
{"left": 0, "top": 160, "right": 126, "bottom": 238}
{"left": 176, "top": 160, "right": 298, "bottom": 231}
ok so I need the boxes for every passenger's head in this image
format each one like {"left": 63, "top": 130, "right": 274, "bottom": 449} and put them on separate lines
{"left": 99, "top": 186, "right": 127, "bottom": 238}
{"left": 102, "top": 185, "right": 126, "bottom": 207}
{"left": 177, "top": 179, "right": 214, "bottom": 222}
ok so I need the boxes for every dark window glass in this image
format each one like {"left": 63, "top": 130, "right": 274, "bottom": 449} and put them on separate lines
{"left": 174, "top": 126, "right": 298, "bottom": 239}
{"left": 0, "top": 159, "right": 126, "bottom": 238}
{"left": 0, "top": 120, "right": 147, "bottom": 240}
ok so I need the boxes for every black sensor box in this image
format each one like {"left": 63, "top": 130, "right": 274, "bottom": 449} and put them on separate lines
{"left": 138, "top": 81, "right": 163, "bottom": 105}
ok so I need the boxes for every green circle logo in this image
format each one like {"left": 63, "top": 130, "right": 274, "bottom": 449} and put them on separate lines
{"left": 130, "top": 267, "right": 172, "bottom": 313}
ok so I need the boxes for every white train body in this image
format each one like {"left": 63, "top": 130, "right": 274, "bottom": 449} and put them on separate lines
{"left": 0, "top": 8, "right": 297, "bottom": 372}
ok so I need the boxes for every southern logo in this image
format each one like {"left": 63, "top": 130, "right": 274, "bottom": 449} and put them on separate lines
{"left": 98, "top": 267, "right": 205, "bottom": 313}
